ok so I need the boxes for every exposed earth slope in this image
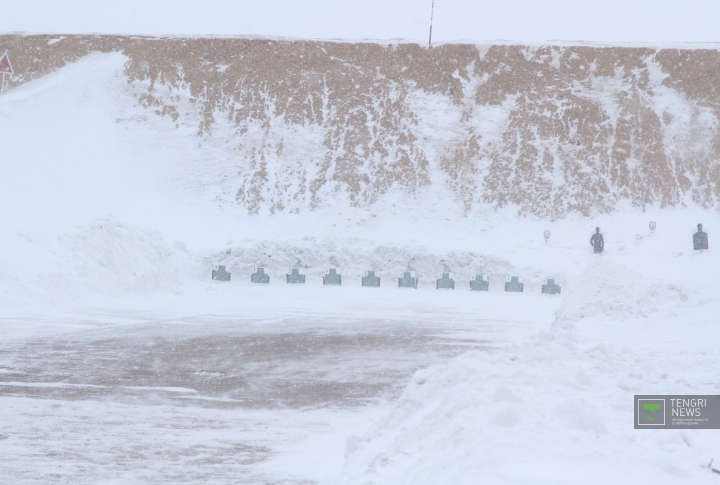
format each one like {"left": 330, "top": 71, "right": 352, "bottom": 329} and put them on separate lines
{"left": 2, "top": 35, "right": 719, "bottom": 218}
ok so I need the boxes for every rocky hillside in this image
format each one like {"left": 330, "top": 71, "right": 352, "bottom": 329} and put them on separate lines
{"left": 1, "top": 34, "right": 719, "bottom": 217}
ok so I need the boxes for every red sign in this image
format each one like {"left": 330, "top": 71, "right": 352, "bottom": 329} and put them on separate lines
{"left": 0, "top": 52, "right": 13, "bottom": 75}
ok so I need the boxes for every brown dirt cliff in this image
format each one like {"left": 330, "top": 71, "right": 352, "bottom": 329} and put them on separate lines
{"left": 2, "top": 35, "right": 718, "bottom": 217}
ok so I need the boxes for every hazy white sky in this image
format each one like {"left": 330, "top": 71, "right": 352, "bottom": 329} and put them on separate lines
{"left": 1, "top": 0, "right": 718, "bottom": 44}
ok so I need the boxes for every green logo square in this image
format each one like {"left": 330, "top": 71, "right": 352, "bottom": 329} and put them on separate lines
{"left": 638, "top": 399, "right": 665, "bottom": 425}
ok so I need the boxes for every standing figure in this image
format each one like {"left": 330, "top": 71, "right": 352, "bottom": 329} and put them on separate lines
{"left": 693, "top": 223, "right": 709, "bottom": 250}
{"left": 590, "top": 227, "right": 604, "bottom": 254}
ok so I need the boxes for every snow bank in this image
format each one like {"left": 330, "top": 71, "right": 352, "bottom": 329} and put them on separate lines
{"left": 329, "top": 330, "right": 720, "bottom": 485}
{"left": 0, "top": 219, "right": 182, "bottom": 307}
{"left": 555, "top": 258, "right": 685, "bottom": 322}
{"left": 208, "top": 237, "right": 518, "bottom": 284}
{"left": 325, "top": 238, "right": 720, "bottom": 484}
{"left": 59, "top": 219, "right": 181, "bottom": 297}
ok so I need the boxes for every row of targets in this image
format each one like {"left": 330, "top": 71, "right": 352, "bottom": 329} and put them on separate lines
{"left": 214, "top": 265, "right": 561, "bottom": 293}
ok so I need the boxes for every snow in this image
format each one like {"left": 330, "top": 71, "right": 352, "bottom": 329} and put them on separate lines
{"left": 0, "top": 51, "right": 719, "bottom": 483}
{"left": 330, "top": 331, "right": 720, "bottom": 484}
{"left": 322, "top": 215, "right": 720, "bottom": 484}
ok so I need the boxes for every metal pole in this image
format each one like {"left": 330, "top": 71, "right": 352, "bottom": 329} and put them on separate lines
{"left": 429, "top": 0, "right": 435, "bottom": 46}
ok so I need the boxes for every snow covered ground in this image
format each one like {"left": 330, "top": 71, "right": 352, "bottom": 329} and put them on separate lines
{"left": 0, "top": 52, "right": 719, "bottom": 483}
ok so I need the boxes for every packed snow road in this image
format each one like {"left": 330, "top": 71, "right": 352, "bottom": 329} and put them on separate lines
{"left": 0, "top": 315, "right": 495, "bottom": 410}
{"left": 0, "top": 295, "right": 532, "bottom": 484}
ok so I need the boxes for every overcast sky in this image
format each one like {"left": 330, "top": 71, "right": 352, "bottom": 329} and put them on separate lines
{"left": 1, "top": 0, "right": 718, "bottom": 45}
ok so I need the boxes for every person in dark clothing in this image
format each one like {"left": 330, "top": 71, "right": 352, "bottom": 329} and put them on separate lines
{"left": 693, "top": 223, "right": 709, "bottom": 250}
{"left": 590, "top": 227, "right": 604, "bottom": 254}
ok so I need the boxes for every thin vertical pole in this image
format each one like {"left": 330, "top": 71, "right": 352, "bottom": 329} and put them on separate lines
{"left": 1, "top": 73, "right": 5, "bottom": 95}
{"left": 429, "top": 0, "right": 435, "bottom": 46}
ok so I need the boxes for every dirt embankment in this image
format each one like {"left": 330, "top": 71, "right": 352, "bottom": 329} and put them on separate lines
{"left": 2, "top": 35, "right": 719, "bottom": 217}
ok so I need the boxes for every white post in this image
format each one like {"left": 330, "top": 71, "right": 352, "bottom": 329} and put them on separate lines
{"left": 428, "top": 0, "right": 435, "bottom": 46}
{"left": 1, "top": 73, "right": 4, "bottom": 95}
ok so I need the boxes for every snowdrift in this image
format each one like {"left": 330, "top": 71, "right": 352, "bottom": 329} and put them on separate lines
{"left": 0, "top": 219, "right": 182, "bottom": 307}
{"left": 324, "top": 224, "right": 720, "bottom": 484}
{"left": 554, "top": 258, "right": 683, "bottom": 321}
{"left": 207, "top": 237, "right": 517, "bottom": 284}
{"left": 328, "top": 330, "right": 720, "bottom": 484}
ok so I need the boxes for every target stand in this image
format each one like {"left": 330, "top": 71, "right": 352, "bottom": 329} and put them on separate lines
{"left": 211, "top": 264, "right": 231, "bottom": 281}
{"left": 541, "top": 278, "right": 561, "bottom": 295}
{"left": 504, "top": 276, "right": 524, "bottom": 292}
{"left": 323, "top": 268, "right": 342, "bottom": 286}
{"left": 398, "top": 271, "right": 418, "bottom": 289}
{"left": 470, "top": 274, "right": 489, "bottom": 291}
{"left": 286, "top": 268, "right": 306, "bottom": 284}
{"left": 436, "top": 272, "right": 455, "bottom": 290}
{"left": 362, "top": 270, "right": 381, "bottom": 287}
{"left": 251, "top": 267, "right": 270, "bottom": 284}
